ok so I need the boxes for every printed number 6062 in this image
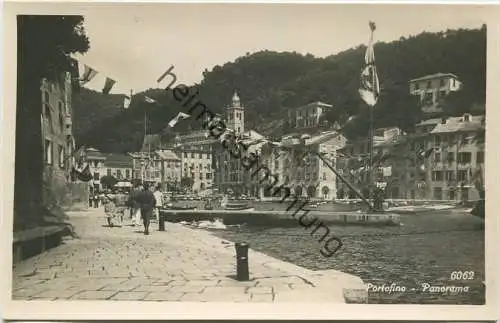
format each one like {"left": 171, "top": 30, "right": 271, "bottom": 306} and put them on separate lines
{"left": 450, "top": 271, "right": 475, "bottom": 280}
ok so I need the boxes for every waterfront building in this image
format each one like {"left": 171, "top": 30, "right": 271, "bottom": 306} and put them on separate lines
{"left": 212, "top": 92, "right": 255, "bottom": 195}
{"left": 336, "top": 127, "right": 407, "bottom": 199}
{"left": 276, "top": 131, "right": 347, "bottom": 200}
{"left": 83, "top": 147, "right": 107, "bottom": 192}
{"left": 103, "top": 153, "right": 133, "bottom": 181}
{"left": 155, "top": 149, "right": 182, "bottom": 189}
{"left": 409, "top": 73, "right": 462, "bottom": 115}
{"left": 287, "top": 101, "right": 335, "bottom": 130}
{"left": 42, "top": 72, "right": 77, "bottom": 185}
{"left": 421, "top": 113, "right": 485, "bottom": 201}
{"left": 173, "top": 129, "right": 215, "bottom": 193}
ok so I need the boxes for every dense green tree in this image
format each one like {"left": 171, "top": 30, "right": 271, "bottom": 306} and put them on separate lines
{"left": 100, "top": 175, "right": 118, "bottom": 190}
{"left": 16, "top": 15, "right": 89, "bottom": 231}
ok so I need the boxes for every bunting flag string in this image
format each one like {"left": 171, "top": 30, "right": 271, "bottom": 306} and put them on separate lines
{"left": 144, "top": 96, "right": 157, "bottom": 104}
{"left": 80, "top": 64, "right": 98, "bottom": 85}
{"left": 102, "top": 77, "right": 116, "bottom": 94}
{"left": 123, "top": 95, "right": 131, "bottom": 109}
{"left": 168, "top": 112, "right": 192, "bottom": 128}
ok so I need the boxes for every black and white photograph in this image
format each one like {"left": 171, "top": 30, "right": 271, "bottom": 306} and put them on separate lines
{"left": 2, "top": 1, "right": 499, "bottom": 320}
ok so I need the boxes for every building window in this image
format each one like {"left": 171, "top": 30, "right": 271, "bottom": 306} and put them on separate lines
{"left": 93, "top": 172, "right": 100, "bottom": 181}
{"left": 457, "top": 170, "right": 468, "bottom": 181}
{"left": 440, "top": 79, "right": 445, "bottom": 87}
{"left": 434, "top": 152, "right": 441, "bottom": 163}
{"left": 107, "top": 169, "right": 112, "bottom": 176}
{"left": 59, "top": 145, "right": 65, "bottom": 168}
{"left": 191, "top": 153, "right": 194, "bottom": 158}
{"left": 206, "top": 173, "right": 211, "bottom": 180}
{"left": 94, "top": 161, "right": 99, "bottom": 167}
{"left": 433, "top": 187, "right": 443, "bottom": 200}
{"left": 117, "top": 169, "right": 122, "bottom": 180}
{"left": 476, "top": 151, "right": 484, "bottom": 164}
{"left": 427, "top": 81, "right": 432, "bottom": 89}
{"left": 125, "top": 169, "right": 130, "bottom": 179}
{"left": 444, "top": 170, "right": 454, "bottom": 181}
{"left": 432, "top": 171, "right": 443, "bottom": 181}
{"left": 184, "top": 152, "right": 188, "bottom": 158}
{"left": 457, "top": 152, "right": 472, "bottom": 164}
{"left": 446, "top": 152, "right": 454, "bottom": 163}
{"left": 44, "top": 140, "right": 53, "bottom": 165}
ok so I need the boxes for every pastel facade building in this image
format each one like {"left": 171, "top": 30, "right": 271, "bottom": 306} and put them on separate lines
{"left": 421, "top": 114, "right": 485, "bottom": 201}
{"left": 409, "top": 73, "right": 462, "bottom": 115}
{"left": 174, "top": 130, "right": 215, "bottom": 193}
{"left": 103, "top": 153, "right": 134, "bottom": 181}
{"left": 41, "top": 72, "right": 76, "bottom": 183}
{"left": 287, "top": 101, "right": 334, "bottom": 130}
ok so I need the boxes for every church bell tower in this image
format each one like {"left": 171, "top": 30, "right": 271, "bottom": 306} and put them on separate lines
{"left": 226, "top": 92, "right": 245, "bottom": 135}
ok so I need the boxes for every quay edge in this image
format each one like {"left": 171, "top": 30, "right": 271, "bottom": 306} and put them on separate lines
{"left": 160, "top": 209, "right": 401, "bottom": 226}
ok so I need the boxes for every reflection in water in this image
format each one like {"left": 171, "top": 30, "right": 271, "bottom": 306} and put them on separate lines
{"left": 204, "top": 211, "right": 485, "bottom": 304}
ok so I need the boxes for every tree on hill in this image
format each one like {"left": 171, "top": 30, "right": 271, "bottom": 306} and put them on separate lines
{"left": 16, "top": 15, "right": 89, "bottom": 231}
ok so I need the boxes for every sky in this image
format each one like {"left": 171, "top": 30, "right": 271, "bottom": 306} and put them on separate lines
{"left": 9, "top": 3, "right": 492, "bottom": 95}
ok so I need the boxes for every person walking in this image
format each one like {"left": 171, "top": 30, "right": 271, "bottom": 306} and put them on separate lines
{"left": 153, "top": 184, "right": 163, "bottom": 222}
{"left": 128, "top": 184, "right": 142, "bottom": 226}
{"left": 137, "top": 182, "right": 156, "bottom": 235}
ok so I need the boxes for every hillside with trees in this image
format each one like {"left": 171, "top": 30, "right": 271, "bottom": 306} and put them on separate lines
{"left": 75, "top": 25, "right": 486, "bottom": 152}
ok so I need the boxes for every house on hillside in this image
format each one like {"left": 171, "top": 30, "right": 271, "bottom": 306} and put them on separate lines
{"left": 409, "top": 73, "right": 462, "bottom": 115}
{"left": 287, "top": 101, "right": 335, "bottom": 130}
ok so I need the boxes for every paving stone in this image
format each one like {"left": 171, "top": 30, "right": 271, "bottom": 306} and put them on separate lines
{"left": 250, "top": 293, "right": 274, "bottom": 302}
{"left": 11, "top": 207, "right": 361, "bottom": 303}
{"left": 71, "top": 290, "right": 118, "bottom": 300}
{"left": 33, "top": 289, "right": 80, "bottom": 299}
{"left": 110, "top": 291, "right": 150, "bottom": 300}
{"left": 248, "top": 286, "right": 273, "bottom": 294}
{"left": 143, "top": 292, "right": 185, "bottom": 301}
{"left": 132, "top": 285, "right": 171, "bottom": 292}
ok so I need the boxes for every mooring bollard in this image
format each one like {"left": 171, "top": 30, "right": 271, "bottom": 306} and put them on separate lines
{"left": 235, "top": 242, "right": 250, "bottom": 281}
{"left": 158, "top": 211, "right": 165, "bottom": 231}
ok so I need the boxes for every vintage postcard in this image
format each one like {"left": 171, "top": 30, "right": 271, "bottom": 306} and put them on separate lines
{"left": 1, "top": 1, "right": 499, "bottom": 320}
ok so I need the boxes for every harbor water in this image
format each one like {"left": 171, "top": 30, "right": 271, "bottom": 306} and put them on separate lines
{"left": 200, "top": 210, "right": 485, "bottom": 304}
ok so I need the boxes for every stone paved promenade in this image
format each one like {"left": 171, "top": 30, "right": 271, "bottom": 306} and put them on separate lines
{"left": 12, "top": 208, "right": 367, "bottom": 303}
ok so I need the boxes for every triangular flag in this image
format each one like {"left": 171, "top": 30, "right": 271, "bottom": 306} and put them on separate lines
{"left": 102, "top": 77, "right": 116, "bottom": 94}
{"left": 168, "top": 112, "right": 191, "bottom": 128}
{"left": 144, "top": 96, "right": 157, "bottom": 104}
{"left": 80, "top": 64, "right": 98, "bottom": 85}
{"left": 358, "top": 21, "right": 380, "bottom": 107}
{"left": 123, "top": 95, "right": 131, "bottom": 109}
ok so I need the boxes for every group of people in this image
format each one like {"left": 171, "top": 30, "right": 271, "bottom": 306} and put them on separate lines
{"left": 103, "top": 183, "right": 164, "bottom": 235}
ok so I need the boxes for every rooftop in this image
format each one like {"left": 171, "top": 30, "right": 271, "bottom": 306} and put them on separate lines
{"left": 156, "top": 150, "right": 180, "bottom": 161}
{"left": 103, "top": 153, "right": 133, "bottom": 168}
{"left": 299, "top": 101, "right": 333, "bottom": 109}
{"left": 141, "top": 134, "right": 163, "bottom": 152}
{"left": 430, "top": 115, "right": 485, "bottom": 134}
{"left": 409, "top": 73, "right": 459, "bottom": 83}
{"left": 86, "top": 147, "right": 106, "bottom": 160}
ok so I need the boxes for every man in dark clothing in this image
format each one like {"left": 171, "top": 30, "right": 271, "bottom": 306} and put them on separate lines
{"left": 137, "top": 183, "right": 156, "bottom": 235}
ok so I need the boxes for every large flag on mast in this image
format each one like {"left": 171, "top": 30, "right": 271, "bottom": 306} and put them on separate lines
{"left": 359, "top": 21, "right": 380, "bottom": 107}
